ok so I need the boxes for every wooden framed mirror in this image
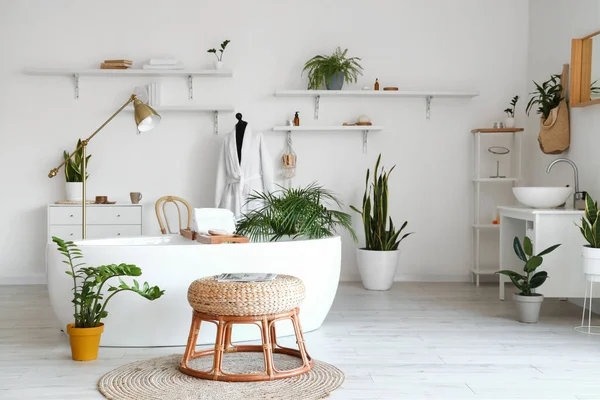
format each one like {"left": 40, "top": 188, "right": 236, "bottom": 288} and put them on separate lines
{"left": 571, "top": 29, "right": 600, "bottom": 107}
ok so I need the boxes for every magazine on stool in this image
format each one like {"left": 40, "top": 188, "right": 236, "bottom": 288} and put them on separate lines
{"left": 216, "top": 273, "right": 277, "bottom": 282}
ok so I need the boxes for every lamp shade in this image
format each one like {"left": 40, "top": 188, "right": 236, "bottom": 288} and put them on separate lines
{"left": 133, "top": 99, "right": 161, "bottom": 132}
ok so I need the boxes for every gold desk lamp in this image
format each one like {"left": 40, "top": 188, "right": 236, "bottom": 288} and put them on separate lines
{"left": 48, "top": 94, "right": 161, "bottom": 239}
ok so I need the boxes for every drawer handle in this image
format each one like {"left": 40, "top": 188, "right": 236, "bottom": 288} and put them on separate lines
{"left": 117, "top": 214, "right": 121, "bottom": 217}
{"left": 69, "top": 233, "right": 73, "bottom": 236}
{"left": 117, "top": 233, "right": 121, "bottom": 236}
{"left": 69, "top": 214, "right": 74, "bottom": 217}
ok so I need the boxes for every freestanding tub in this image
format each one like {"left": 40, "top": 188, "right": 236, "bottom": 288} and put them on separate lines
{"left": 46, "top": 235, "right": 341, "bottom": 347}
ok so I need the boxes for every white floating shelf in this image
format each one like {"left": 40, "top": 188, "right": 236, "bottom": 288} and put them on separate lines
{"left": 125, "top": 105, "right": 234, "bottom": 134}
{"left": 274, "top": 89, "right": 478, "bottom": 121}
{"left": 473, "top": 178, "right": 519, "bottom": 183}
{"left": 23, "top": 68, "right": 233, "bottom": 100}
{"left": 273, "top": 126, "right": 383, "bottom": 154}
{"left": 472, "top": 224, "right": 500, "bottom": 230}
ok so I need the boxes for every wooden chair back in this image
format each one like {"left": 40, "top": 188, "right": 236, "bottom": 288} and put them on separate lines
{"left": 155, "top": 196, "right": 193, "bottom": 235}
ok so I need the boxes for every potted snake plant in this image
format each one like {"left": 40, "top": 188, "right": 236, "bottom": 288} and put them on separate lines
{"left": 63, "top": 139, "right": 90, "bottom": 201}
{"left": 350, "top": 154, "right": 413, "bottom": 291}
{"left": 497, "top": 236, "right": 560, "bottom": 323}
{"left": 578, "top": 194, "right": 600, "bottom": 277}
{"left": 52, "top": 237, "right": 164, "bottom": 361}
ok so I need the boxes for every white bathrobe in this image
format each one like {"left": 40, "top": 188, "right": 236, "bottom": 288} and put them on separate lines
{"left": 215, "top": 126, "right": 274, "bottom": 218}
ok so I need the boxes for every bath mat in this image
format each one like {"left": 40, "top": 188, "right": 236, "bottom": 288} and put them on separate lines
{"left": 98, "top": 353, "right": 345, "bottom": 400}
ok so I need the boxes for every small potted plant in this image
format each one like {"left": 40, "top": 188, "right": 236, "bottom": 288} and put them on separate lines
{"left": 503, "top": 95, "right": 519, "bottom": 128}
{"left": 302, "top": 47, "right": 363, "bottom": 90}
{"left": 207, "top": 39, "right": 230, "bottom": 70}
{"left": 350, "top": 154, "right": 413, "bottom": 291}
{"left": 52, "top": 237, "right": 164, "bottom": 361}
{"left": 577, "top": 194, "right": 600, "bottom": 277}
{"left": 497, "top": 236, "right": 560, "bottom": 323}
{"left": 63, "top": 139, "right": 90, "bottom": 201}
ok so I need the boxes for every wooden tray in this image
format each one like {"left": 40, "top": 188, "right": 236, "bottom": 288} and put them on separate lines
{"left": 180, "top": 228, "right": 197, "bottom": 241}
{"left": 196, "top": 234, "right": 250, "bottom": 244}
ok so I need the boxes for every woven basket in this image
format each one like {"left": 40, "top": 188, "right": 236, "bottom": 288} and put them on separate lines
{"left": 187, "top": 275, "right": 305, "bottom": 316}
{"left": 538, "top": 64, "right": 570, "bottom": 154}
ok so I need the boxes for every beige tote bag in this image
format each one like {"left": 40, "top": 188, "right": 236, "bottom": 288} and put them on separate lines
{"left": 538, "top": 65, "right": 570, "bottom": 154}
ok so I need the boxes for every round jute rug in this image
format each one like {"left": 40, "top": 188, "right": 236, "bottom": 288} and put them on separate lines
{"left": 98, "top": 353, "right": 345, "bottom": 400}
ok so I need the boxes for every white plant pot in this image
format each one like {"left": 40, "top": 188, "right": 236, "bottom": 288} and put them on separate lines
{"left": 214, "top": 61, "right": 224, "bottom": 70}
{"left": 582, "top": 246, "right": 600, "bottom": 280}
{"left": 513, "top": 293, "right": 544, "bottom": 323}
{"left": 504, "top": 117, "right": 516, "bottom": 128}
{"left": 65, "top": 182, "right": 83, "bottom": 201}
{"left": 356, "top": 249, "right": 400, "bottom": 291}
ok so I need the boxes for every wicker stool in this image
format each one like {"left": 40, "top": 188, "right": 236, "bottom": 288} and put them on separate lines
{"left": 180, "top": 274, "right": 313, "bottom": 382}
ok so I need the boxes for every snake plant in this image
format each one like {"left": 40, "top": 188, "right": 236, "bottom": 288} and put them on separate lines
{"left": 578, "top": 194, "right": 600, "bottom": 248}
{"left": 63, "top": 139, "right": 91, "bottom": 182}
{"left": 53, "top": 236, "right": 164, "bottom": 328}
{"left": 350, "top": 154, "right": 412, "bottom": 251}
{"left": 496, "top": 236, "right": 560, "bottom": 296}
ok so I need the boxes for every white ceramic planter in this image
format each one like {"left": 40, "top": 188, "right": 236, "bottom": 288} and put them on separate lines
{"left": 214, "top": 60, "right": 224, "bottom": 70}
{"left": 513, "top": 293, "right": 544, "bottom": 323}
{"left": 582, "top": 246, "right": 600, "bottom": 280}
{"left": 504, "top": 117, "right": 516, "bottom": 128}
{"left": 65, "top": 182, "right": 82, "bottom": 201}
{"left": 356, "top": 248, "right": 400, "bottom": 291}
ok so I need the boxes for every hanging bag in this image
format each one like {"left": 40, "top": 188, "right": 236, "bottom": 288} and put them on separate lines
{"left": 538, "top": 64, "right": 570, "bottom": 154}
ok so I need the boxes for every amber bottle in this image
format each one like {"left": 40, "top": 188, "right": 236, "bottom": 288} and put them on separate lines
{"left": 374, "top": 78, "right": 380, "bottom": 91}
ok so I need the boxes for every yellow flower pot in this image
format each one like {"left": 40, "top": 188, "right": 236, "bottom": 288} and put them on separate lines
{"left": 66, "top": 323, "right": 104, "bottom": 361}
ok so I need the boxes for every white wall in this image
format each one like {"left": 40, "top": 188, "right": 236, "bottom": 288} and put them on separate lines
{"left": 0, "top": 0, "right": 529, "bottom": 284}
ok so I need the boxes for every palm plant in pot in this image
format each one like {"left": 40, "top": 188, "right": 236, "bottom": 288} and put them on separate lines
{"left": 235, "top": 183, "right": 356, "bottom": 242}
{"left": 350, "top": 154, "right": 413, "bottom": 291}
{"left": 497, "top": 236, "right": 560, "bottom": 323}
{"left": 302, "top": 47, "right": 363, "bottom": 90}
{"left": 63, "top": 139, "right": 90, "bottom": 201}
{"left": 52, "top": 236, "right": 164, "bottom": 361}
{"left": 577, "top": 194, "right": 600, "bottom": 277}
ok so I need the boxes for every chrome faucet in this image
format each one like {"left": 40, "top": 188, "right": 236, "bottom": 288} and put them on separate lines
{"left": 546, "top": 158, "right": 585, "bottom": 209}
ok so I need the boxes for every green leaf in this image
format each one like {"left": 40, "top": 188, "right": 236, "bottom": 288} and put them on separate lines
{"left": 513, "top": 237, "right": 527, "bottom": 262}
{"left": 524, "top": 256, "right": 543, "bottom": 273}
{"left": 530, "top": 271, "right": 549, "bottom": 289}
{"left": 536, "top": 243, "right": 561, "bottom": 257}
{"left": 523, "top": 236, "right": 533, "bottom": 257}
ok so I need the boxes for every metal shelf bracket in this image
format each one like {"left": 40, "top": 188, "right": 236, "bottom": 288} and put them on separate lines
{"left": 213, "top": 111, "right": 219, "bottom": 134}
{"left": 188, "top": 75, "right": 194, "bottom": 100}
{"left": 314, "top": 95, "right": 320, "bottom": 120}
{"left": 73, "top": 74, "right": 80, "bottom": 99}
{"left": 425, "top": 96, "right": 432, "bottom": 120}
{"left": 363, "top": 130, "right": 369, "bottom": 153}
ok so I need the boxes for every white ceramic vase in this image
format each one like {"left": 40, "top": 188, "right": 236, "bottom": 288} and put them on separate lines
{"left": 504, "top": 117, "right": 516, "bottom": 128}
{"left": 513, "top": 293, "right": 544, "bottom": 323}
{"left": 214, "top": 61, "right": 223, "bottom": 70}
{"left": 65, "top": 182, "right": 83, "bottom": 201}
{"left": 582, "top": 246, "right": 600, "bottom": 280}
{"left": 356, "top": 249, "right": 400, "bottom": 291}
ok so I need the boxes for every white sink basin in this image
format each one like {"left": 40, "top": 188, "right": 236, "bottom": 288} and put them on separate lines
{"left": 512, "top": 187, "right": 574, "bottom": 208}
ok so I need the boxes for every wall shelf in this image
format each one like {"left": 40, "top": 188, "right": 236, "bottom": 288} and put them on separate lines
{"left": 274, "top": 89, "right": 479, "bottom": 120}
{"left": 472, "top": 224, "right": 500, "bottom": 230}
{"left": 23, "top": 68, "right": 233, "bottom": 99}
{"left": 472, "top": 178, "right": 519, "bottom": 183}
{"left": 125, "top": 105, "right": 235, "bottom": 134}
{"left": 273, "top": 125, "right": 383, "bottom": 153}
{"left": 471, "top": 128, "right": 524, "bottom": 134}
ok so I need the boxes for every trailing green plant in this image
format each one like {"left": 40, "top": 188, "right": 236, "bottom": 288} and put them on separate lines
{"left": 591, "top": 80, "right": 600, "bottom": 96}
{"left": 207, "top": 40, "right": 230, "bottom": 61}
{"left": 577, "top": 194, "right": 600, "bottom": 248}
{"left": 350, "top": 154, "right": 413, "bottom": 251}
{"left": 235, "top": 183, "right": 357, "bottom": 242}
{"left": 504, "top": 95, "right": 519, "bottom": 117}
{"left": 496, "top": 236, "right": 560, "bottom": 296}
{"left": 63, "top": 139, "right": 91, "bottom": 183}
{"left": 525, "top": 74, "right": 563, "bottom": 120}
{"left": 52, "top": 236, "right": 164, "bottom": 328}
{"left": 302, "top": 47, "right": 363, "bottom": 90}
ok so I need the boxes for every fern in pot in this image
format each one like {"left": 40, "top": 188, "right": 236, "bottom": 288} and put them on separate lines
{"left": 62, "top": 139, "right": 91, "bottom": 201}
{"left": 302, "top": 47, "right": 363, "bottom": 90}
{"left": 578, "top": 194, "right": 600, "bottom": 277}
{"left": 350, "top": 154, "right": 413, "bottom": 291}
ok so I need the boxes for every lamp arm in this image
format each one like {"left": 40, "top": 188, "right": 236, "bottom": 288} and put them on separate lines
{"left": 48, "top": 94, "right": 138, "bottom": 178}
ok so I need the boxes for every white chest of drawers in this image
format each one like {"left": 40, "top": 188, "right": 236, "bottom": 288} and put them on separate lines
{"left": 47, "top": 204, "right": 143, "bottom": 242}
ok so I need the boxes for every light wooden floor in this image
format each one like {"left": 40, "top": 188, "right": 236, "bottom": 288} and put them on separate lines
{"left": 1, "top": 283, "right": 600, "bottom": 400}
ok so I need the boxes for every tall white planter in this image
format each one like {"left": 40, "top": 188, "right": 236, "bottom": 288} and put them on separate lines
{"left": 582, "top": 246, "right": 600, "bottom": 280}
{"left": 65, "top": 182, "right": 82, "bottom": 201}
{"left": 356, "top": 249, "right": 400, "bottom": 291}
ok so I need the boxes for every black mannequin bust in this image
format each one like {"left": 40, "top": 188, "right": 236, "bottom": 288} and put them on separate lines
{"left": 235, "top": 113, "right": 247, "bottom": 164}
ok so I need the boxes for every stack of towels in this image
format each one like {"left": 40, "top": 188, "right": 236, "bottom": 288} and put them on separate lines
{"left": 142, "top": 58, "right": 184, "bottom": 70}
{"left": 100, "top": 59, "right": 132, "bottom": 69}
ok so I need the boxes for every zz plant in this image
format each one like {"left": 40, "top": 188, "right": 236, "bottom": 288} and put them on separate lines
{"left": 207, "top": 39, "right": 230, "bottom": 62}
{"left": 578, "top": 194, "right": 600, "bottom": 248}
{"left": 497, "top": 236, "right": 560, "bottom": 296}
{"left": 63, "top": 139, "right": 91, "bottom": 182}
{"left": 350, "top": 154, "right": 412, "bottom": 251}
{"left": 504, "top": 95, "right": 519, "bottom": 117}
{"left": 53, "top": 236, "right": 164, "bottom": 328}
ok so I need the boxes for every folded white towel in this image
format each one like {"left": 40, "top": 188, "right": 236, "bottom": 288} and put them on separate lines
{"left": 142, "top": 63, "right": 184, "bottom": 70}
{"left": 149, "top": 58, "right": 180, "bottom": 65}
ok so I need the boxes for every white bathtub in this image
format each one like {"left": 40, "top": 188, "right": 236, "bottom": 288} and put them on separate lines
{"left": 46, "top": 235, "right": 341, "bottom": 347}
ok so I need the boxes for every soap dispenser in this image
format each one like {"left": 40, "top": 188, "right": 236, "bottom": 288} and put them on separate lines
{"left": 293, "top": 111, "right": 300, "bottom": 126}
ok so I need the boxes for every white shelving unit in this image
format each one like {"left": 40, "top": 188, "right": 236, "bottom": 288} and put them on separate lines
{"left": 471, "top": 128, "right": 524, "bottom": 286}
{"left": 274, "top": 89, "right": 479, "bottom": 120}
{"left": 124, "top": 105, "right": 235, "bottom": 134}
{"left": 23, "top": 68, "right": 233, "bottom": 99}
{"left": 273, "top": 125, "right": 384, "bottom": 153}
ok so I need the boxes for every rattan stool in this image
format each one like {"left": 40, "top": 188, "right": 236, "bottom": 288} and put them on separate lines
{"left": 180, "top": 275, "right": 313, "bottom": 382}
